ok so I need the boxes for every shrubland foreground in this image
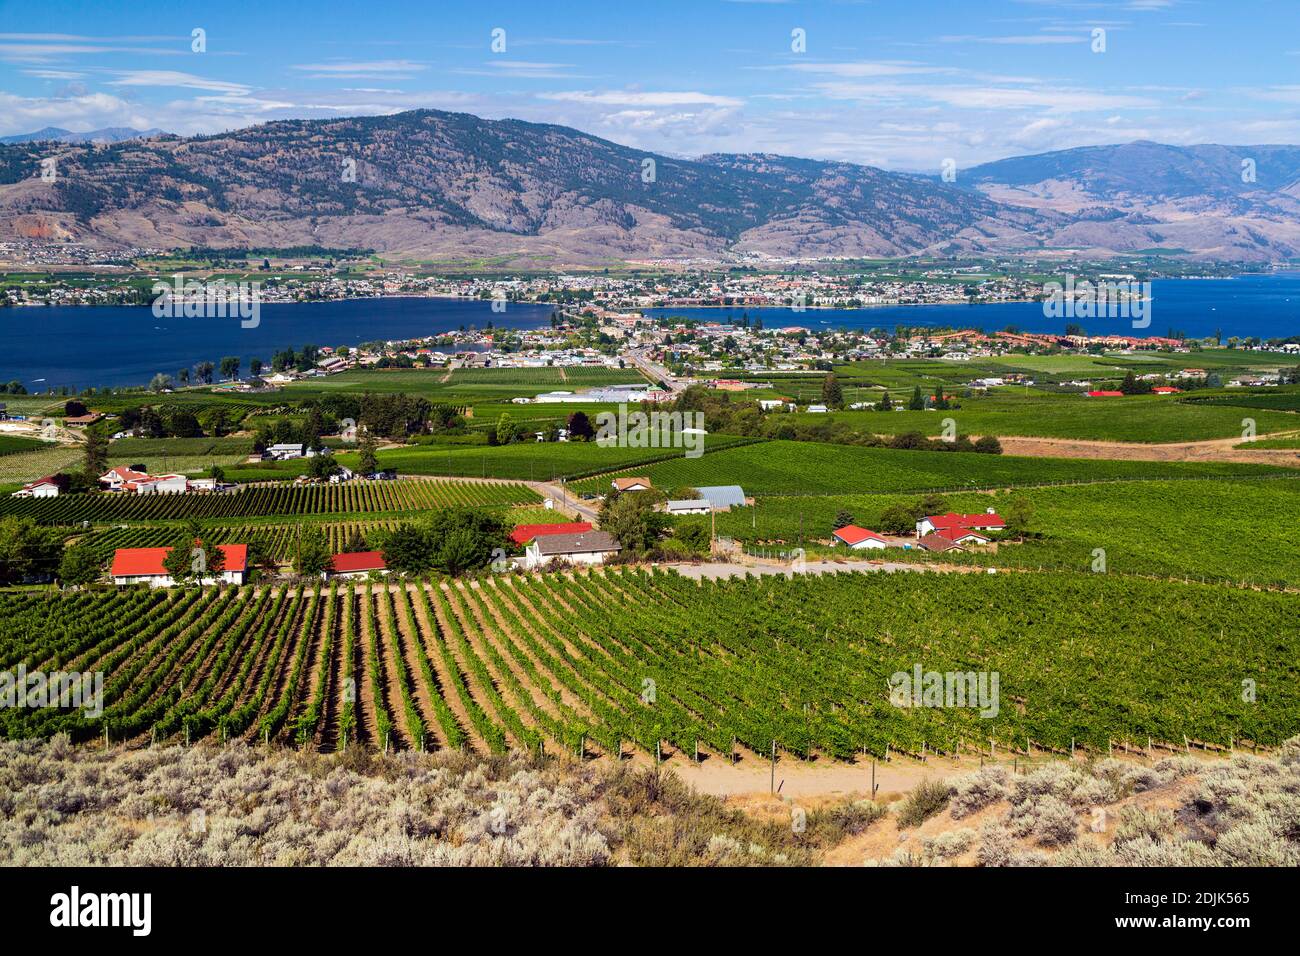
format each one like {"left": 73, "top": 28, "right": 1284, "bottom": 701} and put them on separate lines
{"left": 1, "top": 735, "right": 1296, "bottom": 866}
{"left": 3, "top": 570, "right": 1296, "bottom": 758}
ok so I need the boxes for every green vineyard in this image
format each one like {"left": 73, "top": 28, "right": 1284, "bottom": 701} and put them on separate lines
{"left": 0, "top": 479, "right": 540, "bottom": 525}
{"left": 75, "top": 520, "right": 412, "bottom": 563}
{"left": 2, "top": 570, "right": 1294, "bottom": 758}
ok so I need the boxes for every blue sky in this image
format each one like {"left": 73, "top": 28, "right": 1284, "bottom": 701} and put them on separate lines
{"left": 2, "top": 0, "right": 1299, "bottom": 170}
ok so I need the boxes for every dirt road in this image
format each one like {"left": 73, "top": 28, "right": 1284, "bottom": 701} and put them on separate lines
{"left": 1000, "top": 434, "right": 1300, "bottom": 466}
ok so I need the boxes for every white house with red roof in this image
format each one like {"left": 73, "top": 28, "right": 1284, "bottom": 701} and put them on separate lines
{"left": 328, "top": 551, "right": 388, "bottom": 579}
{"left": 11, "top": 475, "right": 61, "bottom": 498}
{"left": 831, "top": 525, "right": 888, "bottom": 550}
{"left": 99, "top": 465, "right": 149, "bottom": 491}
{"left": 916, "top": 510, "right": 1005, "bottom": 538}
{"left": 110, "top": 544, "right": 248, "bottom": 587}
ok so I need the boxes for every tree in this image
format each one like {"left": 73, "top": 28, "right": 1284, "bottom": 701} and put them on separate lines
{"left": 194, "top": 361, "right": 215, "bottom": 385}
{"left": 58, "top": 543, "right": 102, "bottom": 587}
{"left": 877, "top": 390, "right": 893, "bottom": 412}
{"left": 294, "top": 526, "right": 332, "bottom": 578}
{"left": 177, "top": 368, "right": 190, "bottom": 385}
{"left": 64, "top": 399, "right": 88, "bottom": 417}
{"left": 219, "top": 356, "right": 240, "bottom": 381}
{"left": 1119, "top": 370, "right": 1151, "bottom": 395}
{"left": 82, "top": 428, "right": 109, "bottom": 483}
{"left": 599, "top": 491, "right": 670, "bottom": 553}
{"left": 495, "top": 412, "right": 518, "bottom": 446}
{"left": 163, "top": 525, "right": 225, "bottom": 586}
{"left": 249, "top": 358, "right": 263, "bottom": 377}
{"left": 821, "top": 373, "right": 844, "bottom": 410}
{"left": 833, "top": 508, "right": 856, "bottom": 531}
{"left": 1004, "top": 497, "right": 1033, "bottom": 538}
{"left": 209, "top": 464, "right": 226, "bottom": 483}
{"left": 0, "top": 517, "right": 61, "bottom": 584}
{"left": 973, "top": 435, "right": 1003, "bottom": 455}
{"left": 358, "top": 432, "right": 379, "bottom": 475}
{"left": 933, "top": 384, "right": 950, "bottom": 411}
{"left": 148, "top": 373, "right": 173, "bottom": 393}
{"left": 908, "top": 386, "right": 925, "bottom": 411}
{"left": 877, "top": 504, "right": 916, "bottom": 535}
{"left": 307, "top": 453, "right": 339, "bottom": 480}
{"left": 567, "top": 411, "right": 595, "bottom": 442}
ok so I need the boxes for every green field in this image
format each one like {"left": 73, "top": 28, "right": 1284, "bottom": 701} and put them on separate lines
{"left": 775, "top": 390, "right": 1299, "bottom": 442}
{"left": 572, "top": 439, "right": 1291, "bottom": 496}
{"left": 687, "top": 476, "right": 1300, "bottom": 588}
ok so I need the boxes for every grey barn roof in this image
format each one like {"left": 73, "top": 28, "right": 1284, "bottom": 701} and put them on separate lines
{"left": 693, "top": 485, "right": 746, "bottom": 509}
{"left": 533, "top": 530, "right": 623, "bottom": 556}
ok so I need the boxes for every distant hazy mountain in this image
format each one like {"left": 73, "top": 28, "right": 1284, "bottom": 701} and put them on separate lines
{"left": 961, "top": 142, "right": 1300, "bottom": 259}
{"left": 0, "top": 111, "right": 1295, "bottom": 263}
{"left": 0, "top": 126, "right": 165, "bottom": 145}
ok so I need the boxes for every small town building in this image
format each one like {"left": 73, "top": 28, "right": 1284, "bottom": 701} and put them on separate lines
{"left": 665, "top": 499, "right": 712, "bottom": 515}
{"left": 110, "top": 544, "right": 248, "bottom": 587}
{"left": 832, "top": 525, "right": 888, "bottom": 550}
{"left": 12, "top": 475, "right": 61, "bottom": 498}
{"left": 612, "top": 476, "right": 653, "bottom": 492}
{"left": 328, "top": 551, "right": 389, "bottom": 579}
{"left": 916, "top": 510, "right": 1005, "bottom": 537}
{"left": 525, "top": 531, "right": 622, "bottom": 569}
{"left": 510, "top": 522, "right": 593, "bottom": 545}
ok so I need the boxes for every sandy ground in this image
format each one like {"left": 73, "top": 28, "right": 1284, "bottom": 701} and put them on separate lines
{"left": 1000, "top": 434, "right": 1300, "bottom": 466}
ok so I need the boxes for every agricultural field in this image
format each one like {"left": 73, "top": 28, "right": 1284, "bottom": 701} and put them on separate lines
{"left": 106, "top": 437, "right": 255, "bottom": 475}
{"left": 689, "top": 476, "right": 1300, "bottom": 588}
{"left": 0, "top": 435, "right": 46, "bottom": 456}
{"left": 0, "top": 443, "right": 82, "bottom": 487}
{"left": 776, "top": 390, "right": 1299, "bottom": 443}
{"left": 572, "top": 439, "right": 1291, "bottom": 496}
{"left": 2, "top": 570, "right": 1294, "bottom": 758}
{"left": 286, "top": 364, "right": 647, "bottom": 402}
{"left": 0, "top": 478, "right": 539, "bottom": 525}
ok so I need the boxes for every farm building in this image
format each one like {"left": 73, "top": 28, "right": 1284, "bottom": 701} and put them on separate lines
{"left": 134, "top": 474, "right": 189, "bottom": 495}
{"left": 110, "top": 544, "right": 248, "bottom": 587}
{"left": 99, "top": 465, "right": 149, "bottom": 492}
{"left": 11, "top": 475, "right": 61, "bottom": 498}
{"left": 266, "top": 443, "right": 305, "bottom": 460}
{"left": 832, "top": 525, "right": 888, "bottom": 550}
{"left": 509, "top": 522, "right": 592, "bottom": 545}
{"left": 525, "top": 531, "right": 622, "bottom": 569}
{"left": 693, "top": 485, "right": 747, "bottom": 510}
{"left": 612, "top": 477, "right": 653, "bottom": 492}
{"left": 918, "top": 534, "right": 964, "bottom": 554}
{"left": 916, "top": 510, "right": 1005, "bottom": 537}
{"left": 665, "top": 499, "right": 712, "bottom": 515}
{"left": 328, "top": 551, "right": 388, "bottom": 579}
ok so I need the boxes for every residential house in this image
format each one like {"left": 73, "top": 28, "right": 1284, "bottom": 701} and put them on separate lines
{"left": 612, "top": 476, "right": 653, "bottom": 492}
{"left": 11, "top": 475, "right": 61, "bottom": 498}
{"left": 134, "top": 474, "right": 189, "bottom": 495}
{"left": 916, "top": 510, "right": 1005, "bottom": 538}
{"left": 509, "top": 522, "right": 592, "bottom": 546}
{"left": 525, "top": 531, "right": 622, "bottom": 569}
{"left": 99, "top": 465, "right": 149, "bottom": 492}
{"left": 832, "top": 525, "right": 888, "bottom": 550}
{"left": 110, "top": 544, "right": 248, "bottom": 587}
{"left": 328, "top": 551, "right": 388, "bottom": 579}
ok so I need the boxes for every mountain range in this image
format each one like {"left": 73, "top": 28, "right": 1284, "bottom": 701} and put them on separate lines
{"left": 0, "top": 126, "right": 164, "bottom": 146}
{"left": 2, "top": 110, "right": 1299, "bottom": 265}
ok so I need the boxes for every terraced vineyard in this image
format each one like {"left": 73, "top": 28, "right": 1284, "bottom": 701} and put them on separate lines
{"left": 0, "top": 478, "right": 539, "bottom": 525}
{"left": 75, "top": 519, "right": 411, "bottom": 563}
{"left": 3, "top": 570, "right": 1295, "bottom": 758}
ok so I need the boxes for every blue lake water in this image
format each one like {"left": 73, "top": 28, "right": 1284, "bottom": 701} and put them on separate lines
{"left": 0, "top": 297, "right": 556, "bottom": 391}
{"left": 645, "top": 273, "right": 1300, "bottom": 343}
{"left": 3, "top": 274, "right": 1298, "bottom": 391}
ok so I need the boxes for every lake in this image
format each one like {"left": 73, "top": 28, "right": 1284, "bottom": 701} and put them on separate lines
{"left": 0, "top": 297, "right": 555, "bottom": 391}
{"left": 645, "top": 273, "right": 1300, "bottom": 343}
{"left": 3, "top": 274, "right": 1297, "bottom": 391}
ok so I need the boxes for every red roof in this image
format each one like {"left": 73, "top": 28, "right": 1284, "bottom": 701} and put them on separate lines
{"left": 510, "top": 522, "right": 593, "bottom": 545}
{"left": 23, "top": 474, "right": 60, "bottom": 490}
{"left": 833, "top": 525, "right": 886, "bottom": 545}
{"left": 927, "top": 512, "right": 1005, "bottom": 530}
{"left": 935, "top": 527, "right": 989, "bottom": 544}
{"left": 102, "top": 465, "right": 149, "bottom": 483}
{"left": 1086, "top": 390, "right": 1125, "bottom": 397}
{"left": 111, "top": 543, "right": 246, "bottom": 577}
{"left": 331, "top": 551, "right": 387, "bottom": 573}
{"left": 1151, "top": 386, "right": 1182, "bottom": 393}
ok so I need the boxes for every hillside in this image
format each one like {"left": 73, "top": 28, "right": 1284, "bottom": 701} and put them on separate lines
{"left": 3, "top": 112, "right": 1299, "bottom": 263}
{"left": 0, "top": 110, "right": 1042, "bottom": 264}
